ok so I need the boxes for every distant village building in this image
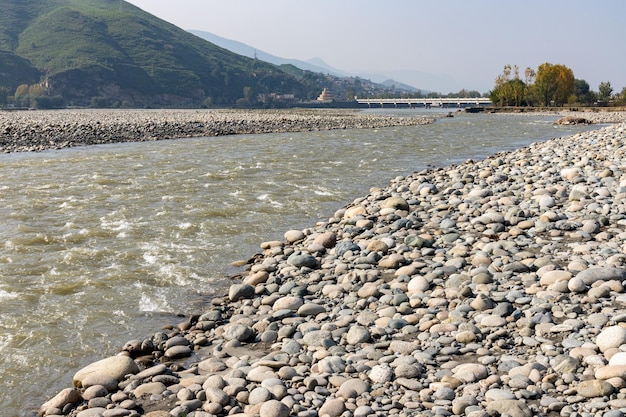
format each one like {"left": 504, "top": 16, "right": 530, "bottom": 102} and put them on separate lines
{"left": 273, "top": 93, "right": 295, "bottom": 100}
{"left": 257, "top": 93, "right": 295, "bottom": 104}
{"left": 317, "top": 88, "right": 333, "bottom": 103}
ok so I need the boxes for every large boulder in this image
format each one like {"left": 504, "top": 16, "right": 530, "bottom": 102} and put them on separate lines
{"left": 73, "top": 356, "right": 139, "bottom": 388}
{"left": 554, "top": 116, "right": 591, "bottom": 125}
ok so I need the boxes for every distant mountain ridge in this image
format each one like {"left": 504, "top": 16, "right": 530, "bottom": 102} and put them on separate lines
{"left": 189, "top": 30, "right": 422, "bottom": 93}
{"left": 188, "top": 30, "right": 348, "bottom": 77}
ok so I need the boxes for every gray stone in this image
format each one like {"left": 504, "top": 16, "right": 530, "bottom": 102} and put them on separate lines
{"left": 164, "top": 345, "right": 192, "bottom": 359}
{"left": 576, "top": 267, "right": 626, "bottom": 285}
{"left": 318, "top": 356, "right": 346, "bottom": 373}
{"left": 260, "top": 400, "right": 290, "bottom": 417}
{"left": 76, "top": 409, "right": 108, "bottom": 417}
{"left": 346, "top": 325, "right": 370, "bottom": 344}
{"left": 486, "top": 400, "right": 532, "bottom": 417}
{"left": 203, "top": 387, "right": 230, "bottom": 406}
{"left": 288, "top": 253, "right": 319, "bottom": 268}
{"left": 83, "top": 385, "right": 108, "bottom": 400}
{"left": 229, "top": 283, "right": 255, "bottom": 301}
{"left": 297, "top": 303, "right": 326, "bottom": 316}
{"left": 337, "top": 378, "right": 370, "bottom": 398}
{"left": 335, "top": 241, "right": 361, "bottom": 256}
{"left": 318, "top": 398, "right": 346, "bottom": 417}
{"left": 222, "top": 323, "right": 253, "bottom": 342}
{"left": 248, "top": 387, "right": 272, "bottom": 404}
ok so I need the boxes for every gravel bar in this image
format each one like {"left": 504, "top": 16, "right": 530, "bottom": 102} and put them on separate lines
{"left": 0, "top": 109, "right": 437, "bottom": 153}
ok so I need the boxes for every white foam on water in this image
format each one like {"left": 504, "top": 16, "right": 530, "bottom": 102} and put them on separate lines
{"left": 0, "top": 290, "right": 18, "bottom": 301}
{"left": 99, "top": 217, "right": 131, "bottom": 232}
{"left": 178, "top": 222, "right": 193, "bottom": 230}
{"left": 256, "top": 193, "right": 284, "bottom": 208}
{"left": 157, "top": 264, "right": 198, "bottom": 287}
{"left": 0, "top": 334, "right": 13, "bottom": 352}
{"left": 314, "top": 189, "right": 334, "bottom": 196}
{"left": 142, "top": 253, "right": 158, "bottom": 265}
{"left": 138, "top": 292, "right": 171, "bottom": 313}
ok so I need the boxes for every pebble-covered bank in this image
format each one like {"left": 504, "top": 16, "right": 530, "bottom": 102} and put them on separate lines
{"left": 38, "top": 113, "right": 626, "bottom": 417}
{"left": 0, "top": 109, "right": 436, "bottom": 153}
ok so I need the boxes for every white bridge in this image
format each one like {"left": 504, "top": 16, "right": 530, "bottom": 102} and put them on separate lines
{"left": 356, "top": 97, "right": 492, "bottom": 108}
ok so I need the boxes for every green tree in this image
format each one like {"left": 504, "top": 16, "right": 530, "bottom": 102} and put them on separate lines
{"left": 620, "top": 87, "right": 626, "bottom": 104}
{"left": 490, "top": 65, "right": 529, "bottom": 106}
{"left": 15, "top": 84, "right": 30, "bottom": 98}
{"left": 32, "top": 96, "right": 65, "bottom": 109}
{"left": 28, "top": 84, "right": 44, "bottom": 96}
{"left": 574, "top": 79, "right": 592, "bottom": 104}
{"left": 534, "top": 63, "right": 575, "bottom": 106}
{"left": 598, "top": 81, "right": 613, "bottom": 105}
{"left": 90, "top": 96, "right": 109, "bottom": 108}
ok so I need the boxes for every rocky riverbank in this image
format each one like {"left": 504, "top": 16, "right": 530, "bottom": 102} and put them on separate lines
{"left": 0, "top": 109, "right": 437, "bottom": 153}
{"left": 38, "top": 113, "right": 626, "bottom": 417}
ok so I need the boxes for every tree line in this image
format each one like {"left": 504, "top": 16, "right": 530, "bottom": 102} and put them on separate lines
{"left": 490, "top": 63, "right": 626, "bottom": 107}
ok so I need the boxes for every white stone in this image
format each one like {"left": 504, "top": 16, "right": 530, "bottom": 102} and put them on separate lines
{"left": 596, "top": 325, "right": 626, "bottom": 353}
{"left": 368, "top": 364, "right": 393, "bottom": 383}
{"left": 567, "top": 277, "right": 587, "bottom": 293}
{"left": 407, "top": 275, "right": 429, "bottom": 293}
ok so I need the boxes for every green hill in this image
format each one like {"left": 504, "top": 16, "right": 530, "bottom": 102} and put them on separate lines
{"left": 0, "top": 0, "right": 309, "bottom": 107}
{"left": 0, "top": 50, "right": 41, "bottom": 91}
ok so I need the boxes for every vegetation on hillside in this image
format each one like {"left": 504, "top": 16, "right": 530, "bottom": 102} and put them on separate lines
{"left": 490, "top": 63, "right": 626, "bottom": 107}
{"left": 3, "top": 0, "right": 305, "bottom": 107}
{"left": 0, "top": 0, "right": 416, "bottom": 108}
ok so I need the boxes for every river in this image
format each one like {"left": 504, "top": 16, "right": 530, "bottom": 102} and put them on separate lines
{"left": 0, "top": 109, "right": 598, "bottom": 416}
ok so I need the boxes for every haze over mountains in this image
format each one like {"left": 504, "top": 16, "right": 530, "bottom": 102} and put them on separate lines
{"left": 0, "top": 0, "right": 420, "bottom": 108}
{"left": 189, "top": 30, "right": 424, "bottom": 93}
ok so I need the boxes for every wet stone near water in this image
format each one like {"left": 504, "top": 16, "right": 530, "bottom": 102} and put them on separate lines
{"left": 38, "top": 112, "right": 626, "bottom": 417}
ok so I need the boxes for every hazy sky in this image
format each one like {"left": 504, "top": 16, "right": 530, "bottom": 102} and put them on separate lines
{"left": 125, "top": 0, "right": 626, "bottom": 94}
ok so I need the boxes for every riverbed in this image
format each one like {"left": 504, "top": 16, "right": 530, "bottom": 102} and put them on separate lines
{"left": 0, "top": 109, "right": 605, "bottom": 415}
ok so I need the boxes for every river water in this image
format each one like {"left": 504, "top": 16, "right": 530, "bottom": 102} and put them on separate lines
{"left": 0, "top": 110, "right": 598, "bottom": 416}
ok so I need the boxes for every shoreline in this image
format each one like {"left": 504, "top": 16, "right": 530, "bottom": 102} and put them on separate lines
{"left": 36, "top": 112, "right": 626, "bottom": 417}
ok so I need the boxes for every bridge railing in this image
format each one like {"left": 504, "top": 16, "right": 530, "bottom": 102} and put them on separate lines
{"left": 355, "top": 97, "right": 492, "bottom": 107}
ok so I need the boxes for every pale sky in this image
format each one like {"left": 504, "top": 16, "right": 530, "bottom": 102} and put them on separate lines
{"left": 125, "top": 0, "right": 626, "bottom": 94}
